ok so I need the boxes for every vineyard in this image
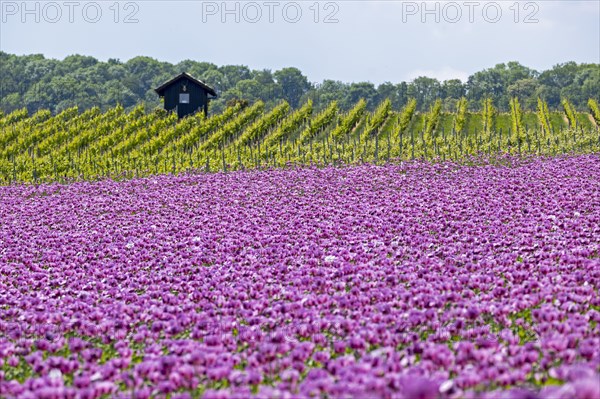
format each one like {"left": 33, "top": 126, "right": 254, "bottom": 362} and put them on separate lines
{"left": 0, "top": 98, "right": 599, "bottom": 184}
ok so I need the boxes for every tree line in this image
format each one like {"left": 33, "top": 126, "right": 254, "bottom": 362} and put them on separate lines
{"left": 1, "top": 52, "right": 598, "bottom": 115}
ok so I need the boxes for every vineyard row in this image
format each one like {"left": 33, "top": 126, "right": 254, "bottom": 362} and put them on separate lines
{"left": 0, "top": 98, "right": 599, "bottom": 184}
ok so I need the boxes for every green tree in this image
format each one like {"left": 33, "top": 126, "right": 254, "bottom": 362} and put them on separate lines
{"left": 346, "top": 82, "right": 377, "bottom": 110}
{"left": 408, "top": 76, "right": 441, "bottom": 110}
{"left": 274, "top": 67, "right": 311, "bottom": 108}
{"left": 442, "top": 79, "right": 465, "bottom": 100}
{"left": 507, "top": 78, "right": 539, "bottom": 110}
{"left": 219, "top": 65, "right": 252, "bottom": 91}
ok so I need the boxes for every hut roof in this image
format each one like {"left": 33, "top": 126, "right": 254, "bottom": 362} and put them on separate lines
{"left": 154, "top": 72, "right": 217, "bottom": 97}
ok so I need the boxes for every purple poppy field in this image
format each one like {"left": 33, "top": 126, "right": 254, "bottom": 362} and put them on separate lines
{"left": 1, "top": 155, "right": 599, "bottom": 399}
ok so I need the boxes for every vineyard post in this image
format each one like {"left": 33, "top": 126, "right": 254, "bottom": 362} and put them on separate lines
{"left": 279, "top": 138, "right": 283, "bottom": 160}
{"left": 221, "top": 144, "right": 226, "bottom": 173}
{"left": 411, "top": 129, "right": 415, "bottom": 160}
{"left": 387, "top": 131, "right": 391, "bottom": 162}
{"left": 420, "top": 129, "right": 424, "bottom": 159}
{"left": 52, "top": 155, "right": 57, "bottom": 181}
{"left": 12, "top": 154, "right": 16, "bottom": 183}
{"left": 322, "top": 137, "right": 326, "bottom": 165}
{"left": 499, "top": 128, "right": 502, "bottom": 154}
{"left": 375, "top": 132, "right": 379, "bottom": 164}
{"left": 340, "top": 132, "right": 350, "bottom": 163}
{"left": 111, "top": 150, "right": 116, "bottom": 176}
{"left": 399, "top": 130, "right": 403, "bottom": 160}
{"left": 483, "top": 104, "right": 488, "bottom": 134}
{"left": 32, "top": 147, "right": 38, "bottom": 184}
{"left": 362, "top": 137, "right": 367, "bottom": 164}
{"left": 255, "top": 144, "right": 259, "bottom": 169}
{"left": 256, "top": 141, "right": 260, "bottom": 169}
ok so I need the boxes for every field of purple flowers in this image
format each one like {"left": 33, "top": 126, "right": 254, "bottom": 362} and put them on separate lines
{"left": 1, "top": 155, "right": 599, "bottom": 399}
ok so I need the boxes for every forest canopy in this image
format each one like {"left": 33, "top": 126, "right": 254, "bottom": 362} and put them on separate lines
{"left": 1, "top": 52, "right": 598, "bottom": 115}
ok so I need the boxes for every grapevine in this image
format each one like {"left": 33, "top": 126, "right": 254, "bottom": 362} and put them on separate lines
{"left": 298, "top": 101, "right": 338, "bottom": 145}
{"left": 424, "top": 99, "right": 442, "bottom": 137}
{"left": 537, "top": 98, "right": 552, "bottom": 137}
{"left": 200, "top": 101, "right": 265, "bottom": 151}
{"left": 562, "top": 98, "right": 578, "bottom": 129}
{"left": 454, "top": 97, "right": 468, "bottom": 134}
{"left": 263, "top": 100, "right": 313, "bottom": 149}
{"left": 510, "top": 97, "right": 526, "bottom": 143}
{"left": 331, "top": 99, "right": 366, "bottom": 142}
{"left": 361, "top": 99, "right": 392, "bottom": 141}
{"left": 482, "top": 98, "right": 496, "bottom": 136}
{"left": 235, "top": 101, "right": 290, "bottom": 147}
{"left": 397, "top": 99, "right": 417, "bottom": 136}
{"left": 588, "top": 98, "right": 600, "bottom": 126}
{"left": 0, "top": 99, "right": 598, "bottom": 184}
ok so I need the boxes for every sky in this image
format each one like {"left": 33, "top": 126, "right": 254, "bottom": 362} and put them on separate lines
{"left": 1, "top": 0, "right": 599, "bottom": 85}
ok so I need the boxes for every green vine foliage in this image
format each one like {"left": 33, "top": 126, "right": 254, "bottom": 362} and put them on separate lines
{"left": 454, "top": 97, "right": 468, "bottom": 134}
{"left": 537, "top": 98, "right": 552, "bottom": 137}
{"left": 588, "top": 98, "right": 600, "bottom": 126}
{"left": 397, "top": 99, "right": 417, "bottom": 136}
{"left": 482, "top": 98, "right": 496, "bottom": 136}
{"left": 562, "top": 98, "right": 578, "bottom": 129}
{"left": 331, "top": 99, "right": 366, "bottom": 142}
{"left": 1, "top": 98, "right": 599, "bottom": 184}
{"left": 299, "top": 101, "right": 338, "bottom": 145}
